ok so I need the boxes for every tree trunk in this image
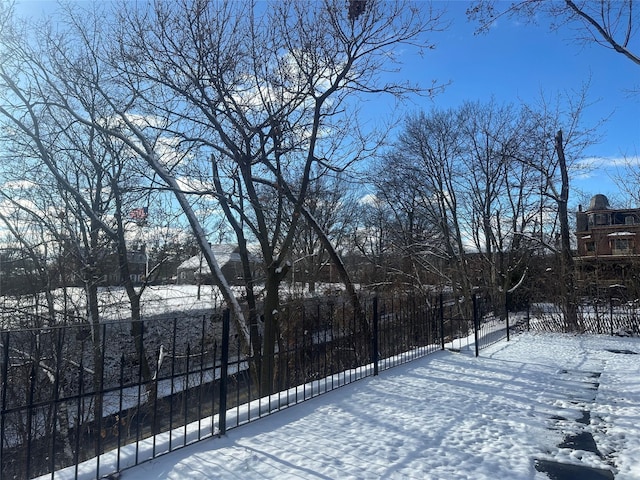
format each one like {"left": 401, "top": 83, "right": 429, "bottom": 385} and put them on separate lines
{"left": 555, "top": 130, "right": 578, "bottom": 331}
{"left": 260, "top": 274, "right": 280, "bottom": 395}
{"left": 85, "top": 277, "right": 104, "bottom": 455}
{"left": 235, "top": 238, "right": 263, "bottom": 386}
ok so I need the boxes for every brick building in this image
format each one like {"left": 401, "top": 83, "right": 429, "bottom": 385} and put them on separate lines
{"left": 575, "top": 194, "right": 640, "bottom": 294}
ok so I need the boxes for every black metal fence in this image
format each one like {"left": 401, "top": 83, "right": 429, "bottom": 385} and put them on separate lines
{"left": 527, "top": 296, "right": 640, "bottom": 335}
{"left": 1, "top": 293, "right": 512, "bottom": 480}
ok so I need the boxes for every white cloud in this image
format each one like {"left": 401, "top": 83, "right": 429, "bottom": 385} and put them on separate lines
{"left": 0, "top": 197, "right": 39, "bottom": 217}
{"left": 358, "top": 193, "right": 378, "bottom": 206}
{"left": 577, "top": 155, "right": 640, "bottom": 169}
{"left": 0, "top": 179, "right": 37, "bottom": 191}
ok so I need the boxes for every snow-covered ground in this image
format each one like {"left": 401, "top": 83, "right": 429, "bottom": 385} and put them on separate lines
{"left": 0, "top": 283, "right": 346, "bottom": 326}
{"left": 118, "top": 332, "right": 640, "bottom": 480}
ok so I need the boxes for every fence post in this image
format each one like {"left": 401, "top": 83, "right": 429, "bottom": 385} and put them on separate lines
{"left": 97, "top": 322, "right": 107, "bottom": 473}
{"left": 25, "top": 363, "right": 36, "bottom": 479}
{"left": 219, "top": 309, "right": 230, "bottom": 435}
{"left": 1, "top": 331, "right": 9, "bottom": 476}
{"left": 505, "top": 292, "right": 510, "bottom": 342}
{"left": 184, "top": 345, "right": 191, "bottom": 446}
{"left": 117, "top": 354, "right": 125, "bottom": 472}
{"left": 439, "top": 293, "right": 445, "bottom": 350}
{"left": 168, "top": 319, "right": 177, "bottom": 452}
{"left": 372, "top": 296, "right": 379, "bottom": 376}
{"left": 526, "top": 302, "right": 530, "bottom": 331}
{"left": 473, "top": 294, "right": 479, "bottom": 357}
{"left": 610, "top": 292, "right": 614, "bottom": 336}
{"left": 74, "top": 360, "right": 83, "bottom": 480}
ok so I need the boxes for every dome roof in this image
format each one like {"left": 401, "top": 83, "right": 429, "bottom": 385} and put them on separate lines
{"left": 589, "top": 194, "right": 610, "bottom": 210}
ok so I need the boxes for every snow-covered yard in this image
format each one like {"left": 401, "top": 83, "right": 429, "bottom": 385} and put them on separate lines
{"left": 117, "top": 332, "right": 639, "bottom": 479}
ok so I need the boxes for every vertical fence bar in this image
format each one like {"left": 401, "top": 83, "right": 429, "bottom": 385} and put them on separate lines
{"left": 74, "top": 360, "right": 84, "bottom": 480}
{"left": 409, "top": 295, "right": 415, "bottom": 358}
{"left": 169, "top": 318, "right": 177, "bottom": 451}
{"left": 152, "top": 344, "right": 159, "bottom": 457}
{"left": 473, "top": 294, "right": 479, "bottom": 357}
{"left": 372, "top": 297, "right": 379, "bottom": 376}
{"left": 210, "top": 341, "right": 217, "bottom": 436}
{"left": 135, "top": 321, "right": 145, "bottom": 463}
{"left": 316, "top": 303, "right": 321, "bottom": 393}
{"left": 219, "top": 309, "right": 230, "bottom": 435}
{"left": 505, "top": 293, "right": 510, "bottom": 342}
{"left": 439, "top": 293, "right": 445, "bottom": 350}
{"left": 247, "top": 316, "right": 253, "bottom": 416}
{"left": 287, "top": 303, "right": 293, "bottom": 397}
{"left": 50, "top": 327, "right": 64, "bottom": 480}
{"left": 96, "top": 323, "right": 107, "bottom": 478}
{"left": 117, "top": 354, "right": 124, "bottom": 472}
{"left": 198, "top": 316, "right": 206, "bottom": 440}
{"left": 381, "top": 297, "right": 387, "bottom": 366}
{"left": 184, "top": 345, "right": 190, "bottom": 446}
{"left": 610, "top": 293, "right": 615, "bottom": 336}
{"left": 303, "top": 305, "right": 309, "bottom": 400}
{"left": 297, "top": 306, "right": 303, "bottom": 403}
{"left": 1, "top": 331, "right": 10, "bottom": 479}
{"left": 234, "top": 330, "right": 241, "bottom": 425}
{"left": 322, "top": 301, "right": 333, "bottom": 391}
{"left": 25, "top": 363, "right": 36, "bottom": 479}
{"left": 352, "top": 299, "right": 357, "bottom": 380}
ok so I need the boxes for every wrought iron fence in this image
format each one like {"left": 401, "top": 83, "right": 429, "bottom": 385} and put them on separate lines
{"left": 1, "top": 292, "right": 510, "bottom": 480}
{"left": 527, "top": 296, "right": 640, "bottom": 335}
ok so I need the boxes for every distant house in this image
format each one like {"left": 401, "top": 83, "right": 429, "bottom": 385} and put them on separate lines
{"left": 176, "top": 244, "right": 256, "bottom": 286}
{"left": 575, "top": 194, "right": 640, "bottom": 294}
{"left": 56, "top": 242, "right": 148, "bottom": 287}
{"left": 103, "top": 247, "right": 148, "bottom": 285}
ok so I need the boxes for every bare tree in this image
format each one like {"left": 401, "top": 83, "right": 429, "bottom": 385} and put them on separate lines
{"left": 517, "top": 88, "right": 600, "bottom": 329}
{"left": 108, "top": 0, "right": 445, "bottom": 393}
{"left": 378, "top": 108, "right": 474, "bottom": 302}
{"left": 457, "top": 100, "right": 547, "bottom": 311}
{"left": 367, "top": 149, "right": 446, "bottom": 292}
{"left": 0, "top": 185, "right": 60, "bottom": 324}
{"left": 614, "top": 148, "right": 640, "bottom": 206}
{"left": 0, "top": 3, "right": 179, "bottom": 442}
{"left": 468, "top": 0, "right": 640, "bottom": 66}
{"left": 353, "top": 193, "right": 394, "bottom": 289}
{"left": 376, "top": 93, "right": 596, "bottom": 321}
{"left": 289, "top": 170, "right": 358, "bottom": 295}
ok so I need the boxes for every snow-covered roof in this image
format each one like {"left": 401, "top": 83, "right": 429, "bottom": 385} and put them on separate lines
{"left": 177, "top": 244, "right": 242, "bottom": 272}
{"left": 607, "top": 231, "right": 636, "bottom": 237}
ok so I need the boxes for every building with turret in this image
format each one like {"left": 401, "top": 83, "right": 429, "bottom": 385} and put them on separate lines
{"left": 575, "top": 194, "right": 640, "bottom": 295}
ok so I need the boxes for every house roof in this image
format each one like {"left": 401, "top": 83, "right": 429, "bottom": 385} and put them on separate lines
{"left": 177, "top": 244, "right": 258, "bottom": 272}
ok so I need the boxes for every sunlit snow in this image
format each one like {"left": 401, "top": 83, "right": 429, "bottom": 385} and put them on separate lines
{"left": 115, "top": 333, "right": 639, "bottom": 479}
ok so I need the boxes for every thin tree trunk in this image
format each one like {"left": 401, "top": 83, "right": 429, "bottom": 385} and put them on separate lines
{"left": 555, "top": 129, "right": 578, "bottom": 331}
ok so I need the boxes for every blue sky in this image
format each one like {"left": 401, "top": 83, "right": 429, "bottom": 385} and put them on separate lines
{"left": 14, "top": 0, "right": 640, "bottom": 205}
{"left": 373, "top": 1, "right": 640, "bottom": 205}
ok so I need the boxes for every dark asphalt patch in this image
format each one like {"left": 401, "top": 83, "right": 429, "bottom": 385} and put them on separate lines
{"left": 534, "top": 459, "right": 614, "bottom": 480}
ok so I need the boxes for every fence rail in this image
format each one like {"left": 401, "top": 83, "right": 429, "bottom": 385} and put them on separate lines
{"left": 1, "top": 292, "right": 516, "bottom": 480}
